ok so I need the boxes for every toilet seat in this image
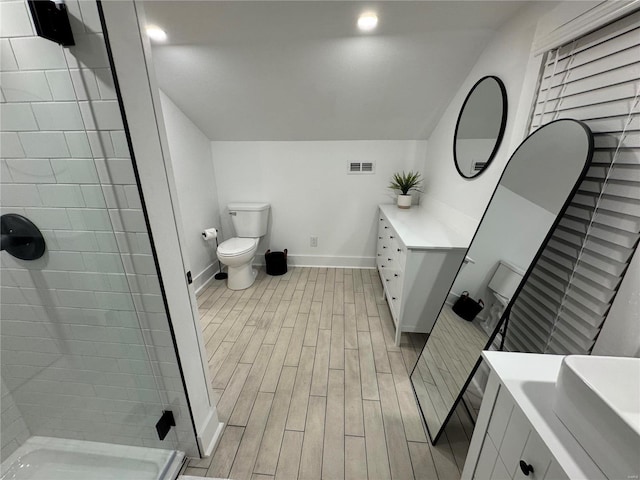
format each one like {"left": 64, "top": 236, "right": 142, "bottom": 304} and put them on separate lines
{"left": 217, "top": 237, "right": 258, "bottom": 257}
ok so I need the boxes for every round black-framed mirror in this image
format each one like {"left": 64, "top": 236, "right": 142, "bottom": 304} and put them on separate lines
{"left": 453, "top": 75, "right": 507, "bottom": 179}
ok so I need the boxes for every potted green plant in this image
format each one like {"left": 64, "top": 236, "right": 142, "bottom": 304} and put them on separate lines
{"left": 389, "top": 171, "right": 422, "bottom": 209}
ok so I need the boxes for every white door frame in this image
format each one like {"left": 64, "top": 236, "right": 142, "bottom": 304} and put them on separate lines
{"left": 99, "top": 0, "right": 222, "bottom": 457}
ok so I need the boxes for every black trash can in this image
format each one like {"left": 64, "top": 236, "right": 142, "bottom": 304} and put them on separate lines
{"left": 265, "top": 249, "right": 288, "bottom": 276}
{"left": 452, "top": 291, "right": 484, "bottom": 321}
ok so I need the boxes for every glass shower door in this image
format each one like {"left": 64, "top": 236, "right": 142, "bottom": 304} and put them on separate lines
{"left": 0, "top": 0, "right": 197, "bottom": 475}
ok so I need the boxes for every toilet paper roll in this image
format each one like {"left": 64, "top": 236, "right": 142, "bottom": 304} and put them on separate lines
{"left": 202, "top": 228, "right": 218, "bottom": 241}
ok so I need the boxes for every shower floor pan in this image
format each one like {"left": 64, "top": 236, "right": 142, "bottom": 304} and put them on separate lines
{"left": 1, "top": 436, "right": 184, "bottom": 480}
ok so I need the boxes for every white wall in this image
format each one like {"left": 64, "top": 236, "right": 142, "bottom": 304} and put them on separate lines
{"left": 451, "top": 186, "right": 554, "bottom": 302}
{"left": 420, "top": 2, "right": 551, "bottom": 220}
{"left": 211, "top": 140, "right": 427, "bottom": 267}
{"left": 159, "top": 90, "right": 220, "bottom": 291}
{"left": 592, "top": 247, "right": 640, "bottom": 357}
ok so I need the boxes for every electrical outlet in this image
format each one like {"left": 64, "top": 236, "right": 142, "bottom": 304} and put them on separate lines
{"left": 310, "top": 236, "right": 318, "bottom": 247}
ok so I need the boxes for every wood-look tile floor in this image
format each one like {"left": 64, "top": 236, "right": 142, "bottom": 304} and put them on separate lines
{"left": 182, "top": 267, "right": 472, "bottom": 480}
{"left": 412, "top": 305, "right": 489, "bottom": 429}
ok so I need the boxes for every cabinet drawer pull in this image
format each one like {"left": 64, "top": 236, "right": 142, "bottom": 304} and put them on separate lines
{"left": 381, "top": 265, "right": 385, "bottom": 268}
{"left": 390, "top": 235, "right": 395, "bottom": 239}
{"left": 387, "top": 258, "right": 392, "bottom": 261}
{"left": 377, "top": 254, "right": 381, "bottom": 257}
{"left": 397, "top": 248, "right": 402, "bottom": 252}
{"left": 385, "top": 278, "right": 389, "bottom": 282}
{"left": 394, "top": 274, "right": 398, "bottom": 277}
{"left": 384, "top": 226, "right": 388, "bottom": 229}
{"left": 519, "top": 460, "right": 534, "bottom": 476}
{"left": 378, "top": 236, "right": 382, "bottom": 239}
{"left": 382, "top": 246, "right": 387, "bottom": 249}
{"left": 380, "top": 218, "right": 384, "bottom": 221}
{"left": 392, "top": 296, "right": 397, "bottom": 300}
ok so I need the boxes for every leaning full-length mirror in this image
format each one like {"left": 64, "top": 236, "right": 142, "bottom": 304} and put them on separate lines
{"left": 411, "top": 119, "right": 594, "bottom": 443}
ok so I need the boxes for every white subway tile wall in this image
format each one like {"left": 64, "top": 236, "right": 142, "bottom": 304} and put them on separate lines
{"left": 0, "top": 0, "right": 197, "bottom": 460}
{"left": 1, "top": 379, "right": 30, "bottom": 458}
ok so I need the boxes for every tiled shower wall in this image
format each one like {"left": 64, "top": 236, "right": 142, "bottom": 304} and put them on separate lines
{"left": 0, "top": 0, "right": 197, "bottom": 459}
{"left": 1, "top": 379, "right": 29, "bottom": 459}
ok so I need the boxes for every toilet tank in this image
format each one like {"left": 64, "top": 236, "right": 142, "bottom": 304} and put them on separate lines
{"left": 488, "top": 261, "right": 525, "bottom": 300}
{"left": 228, "top": 202, "right": 270, "bottom": 237}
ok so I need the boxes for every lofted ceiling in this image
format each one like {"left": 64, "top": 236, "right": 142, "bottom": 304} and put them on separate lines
{"left": 142, "top": 1, "right": 527, "bottom": 141}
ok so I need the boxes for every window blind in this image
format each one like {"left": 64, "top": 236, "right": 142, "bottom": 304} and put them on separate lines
{"left": 505, "top": 10, "right": 640, "bottom": 355}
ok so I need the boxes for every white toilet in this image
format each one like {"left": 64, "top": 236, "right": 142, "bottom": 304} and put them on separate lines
{"left": 217, "top": 202, "right": 270, "bottom": 290}
{"left": 482, "top": 260, "right": 525, "bottom": 334}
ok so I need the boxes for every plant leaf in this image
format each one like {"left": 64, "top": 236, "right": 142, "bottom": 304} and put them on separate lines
{"left": 387, "top": 170, "right": 422, "bottom": 195}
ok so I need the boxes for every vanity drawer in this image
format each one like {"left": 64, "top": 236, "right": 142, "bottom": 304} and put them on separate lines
{"left": 377, "top": 254, "right": 394, "bottom": 274}
{"left": 499, "top": 405, "right": 533, "bottom": 478}
{"left": 381, "top": 249, "right": 399, "bottom": 273}
{"left": 485, "top": 386, "right": 561, "bottom": 480}
{"left": 395, "top": 243, "right": 407, "bottom": 271}
{"left": 379, "top": 265, "right": 402, "bottom": 320}
{"left": 513, "top": 428, "right": 553, "bottom": 480}
{"left": 376, "top": 242, "right": 386, "bottom": 268}
{"left": 378, "top": 215, "right": 391, "bottom": 237}
{"left": 474, "top": 434, "right": 499, "bottom": 480}
{"left": 377, "top": 237, "right": 392, "bottom": 259}
{"left": 377, "top": 245, "right": 392, "bottom": 270}
{"left": 487, "top": 386, "right": 515, "bottom": 446}
{"left": 543, "top": 460, "right": 569, "bottom": 480}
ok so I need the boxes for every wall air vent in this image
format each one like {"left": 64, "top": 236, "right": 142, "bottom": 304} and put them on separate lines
{"left": 348, "top": 161, "right": 375, "bottom": 174}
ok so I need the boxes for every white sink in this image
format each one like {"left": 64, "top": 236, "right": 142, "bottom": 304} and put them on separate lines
{"left": 553, "top": 355, "right": 640, "bottom": 480}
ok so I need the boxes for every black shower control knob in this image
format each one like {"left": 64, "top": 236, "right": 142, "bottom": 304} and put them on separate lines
{"left": 519, "top": 460, "right": 533, "bottom": 476}
{"left": 1, "top": 214, "right": 46, "bottom": 260}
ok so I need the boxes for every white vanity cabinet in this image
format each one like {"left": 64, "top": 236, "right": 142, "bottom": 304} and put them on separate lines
{"left": 376, "top": 204, "right": 468, "bottom": 346}
{"left": 463, "top": 352, "right": 606, "bottom": 480}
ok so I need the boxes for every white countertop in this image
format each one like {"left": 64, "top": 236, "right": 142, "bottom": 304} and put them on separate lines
{"left": 379, "top": 203, "right": 473, "bottom": 250}
{"left": 482, "top": 351, "right": 606, "bottom": 480}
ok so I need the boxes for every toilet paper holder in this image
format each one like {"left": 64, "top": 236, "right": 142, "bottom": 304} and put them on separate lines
{"left": 202, "top": 227, "right": 227, "bottom": 281}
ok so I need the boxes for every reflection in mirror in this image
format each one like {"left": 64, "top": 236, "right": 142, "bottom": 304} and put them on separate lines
{"left": 412, "top": 119, "right": 594, "bottom": 443}
{"left": 454, "top": 76, "right": 507, "bottom": 178}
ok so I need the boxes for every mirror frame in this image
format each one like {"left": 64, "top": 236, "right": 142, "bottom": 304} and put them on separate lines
{"left": 412, "top": 119, "right": 594, "bottom": 444}
{"left": 453, "top": 75, "right": 508, "bottom": 179}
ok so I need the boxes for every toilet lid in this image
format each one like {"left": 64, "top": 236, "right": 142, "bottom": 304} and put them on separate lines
{"left": 217, "top": 237, "right": 257, "bottom": 257}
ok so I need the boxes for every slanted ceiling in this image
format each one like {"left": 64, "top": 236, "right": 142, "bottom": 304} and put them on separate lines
{"left": 142, "top": 1, "right": 526, "bottom": 141}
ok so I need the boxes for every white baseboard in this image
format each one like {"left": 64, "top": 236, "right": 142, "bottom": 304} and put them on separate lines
{"left": 193, "top": 263, "right": 217, "bottom": 294}
{"left": 196, "top": 409, "right": 224, "bottom": 458}
{"left": 446, "top": 291, "right": 460, "bottom": 306}
{"left": 254, "top": 253, "right": 375, "bottom": 269}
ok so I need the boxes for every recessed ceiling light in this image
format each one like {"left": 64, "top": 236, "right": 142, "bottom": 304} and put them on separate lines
{"left": 357, "top": 12, "right": 378, "bottom": 32}
{"left": 145, "top": 25, "right": 167, "bottom": 42}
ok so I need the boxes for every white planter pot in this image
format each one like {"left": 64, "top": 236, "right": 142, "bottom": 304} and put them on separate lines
{"left": 397, "top": 194, "right": 412, "bottom": 209}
